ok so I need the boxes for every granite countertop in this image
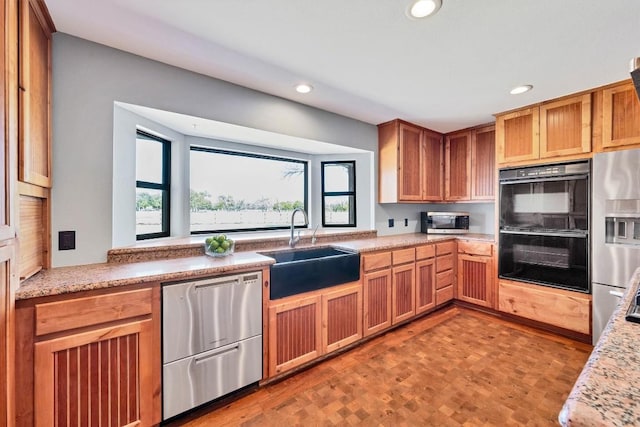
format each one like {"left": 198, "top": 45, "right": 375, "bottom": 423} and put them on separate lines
{"left": 559, "top": 267, "right": 640, "bottom": 426}
{"left": 16, "top": 232, "right": 494, "bottom": 300}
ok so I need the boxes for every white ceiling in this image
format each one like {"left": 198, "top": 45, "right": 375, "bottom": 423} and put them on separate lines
{"left": 47, "top": 0, "right": 640, "bottom": 133}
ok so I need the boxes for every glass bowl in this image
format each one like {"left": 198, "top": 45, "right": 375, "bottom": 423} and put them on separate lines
{"left": 204, "top": 239, "right": 235, "bottom": 257}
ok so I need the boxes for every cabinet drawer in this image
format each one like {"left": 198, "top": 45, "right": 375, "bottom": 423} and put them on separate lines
{"left": 436, "top": 270, "right": 454, "bottom": 290}
{"left": 436, "top": 285, "right": 454, "bottom": 305}
{"left": 436, "top": 253, "right": 454, "bottom": 273}
{"left": 35, "top": 288, "right": 153, "bottom": 336}
{"left": 392, "top": 248, "right": 415, "bottom": 265}
{"left": 362, "top": 251, "right": 391, "bottom": 272}
{"left": 436, "top": 241, "right": 455, "bottom": 256}
{"left": 457, "top": 240, "right": 493, "bottom": 257}
{"left": 415, "top": 245, "right": 435, "bottom": 260}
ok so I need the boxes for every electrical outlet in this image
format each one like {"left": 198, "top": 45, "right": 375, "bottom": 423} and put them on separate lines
{"left": 388, "top": 218, "right": 394, "bottom": 228}
{"left": 404, "top": 218, "right": 408, "bottom": 226}
{"left": 59, "top": 230, "right": 76, "bottom": 250}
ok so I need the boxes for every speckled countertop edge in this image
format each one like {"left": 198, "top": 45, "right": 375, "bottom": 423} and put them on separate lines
{"left": 559, "top": 267, "right": 640, "bottom": 427}
{"left": 17, "top": 232, "right": 494, "bottom": 300}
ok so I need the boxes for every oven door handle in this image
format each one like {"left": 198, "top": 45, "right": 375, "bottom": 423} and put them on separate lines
{"left": 499, "top": 174, "right": 589, "bottom": 185}
{"left": 499, "top": 229, "right": 588, "bottom": 238}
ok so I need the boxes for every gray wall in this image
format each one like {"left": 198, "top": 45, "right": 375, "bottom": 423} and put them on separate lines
{"left": 51, "top": 33, "right": 494, "bottom": 267}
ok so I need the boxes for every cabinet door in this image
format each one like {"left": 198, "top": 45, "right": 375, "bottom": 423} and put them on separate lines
{"left": 445, "top": 131, "right": 471, "bottom": 201}
{"left": 602, "top": 82, "right": 640, "bottom": 148}
{"left": 496, "top": 107, "right": 540, "bottom": 164}
{"left": 268, "top": 295, "right": 322, "bottom": 376}
{"left": 34, "top": 319, "right": 154, "bottom": 427}
{"left": 457, "top": 254, "right": 494, "bottom": 308}
{"left": 415, "top": 258, "right": 436, "bottom": 315}
{"left": 540, "top": 94, "right": 591, "bottom": 158}
{"left": 0, "top": 243, "right": 17, "bottom": 427}
{"left": 471, "top": 125, "right": 495, "bottom": 200}
{"left": 423, "top": 129, "right": 444, "bottom": 201}
{"left": 362, "top": 269, "right": 392, "bottom": 337}
{"left": 391, "top": 264, "right": 415, "bottom": 324}
{"left": 18, "top": 189, "right": 48, "bottom": 280}
{"left": 18, "top": 0, "right": 53, "bottom": 188}
{"left": 398, "top": 123, "right": 424, "bottom": 201}
{"left": 322, "top": 283, "right": 362, "bottom": 354}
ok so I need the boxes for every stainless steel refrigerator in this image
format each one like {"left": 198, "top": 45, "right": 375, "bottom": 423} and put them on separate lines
{"left": 592, "top": 148, "right": 640, "bottom": 344}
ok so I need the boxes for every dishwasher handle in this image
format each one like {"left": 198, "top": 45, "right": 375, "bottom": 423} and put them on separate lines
{"left": 609, "top": 290, "right": 624, "bottom": 298}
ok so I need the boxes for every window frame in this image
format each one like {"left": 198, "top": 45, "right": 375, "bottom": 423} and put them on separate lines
{"left": 136, "top": 130, "right": 171, "bottom": 240}
{"left": 321, "top": 160, "right": 356, "bottom": 228}
{"left": 189, "top": 146, "right": 309, "bottom": 234}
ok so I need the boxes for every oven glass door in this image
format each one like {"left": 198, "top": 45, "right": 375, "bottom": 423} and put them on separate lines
{"left": 499, "top": 232, "right": 589, "bottom": 292}
{"left": 500, "top": 176, "right": 588, "bottom": 231}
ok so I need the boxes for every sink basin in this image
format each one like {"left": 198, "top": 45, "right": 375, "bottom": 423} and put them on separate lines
{"left": 260, "top": 247, "right": 360, "bottom": 299}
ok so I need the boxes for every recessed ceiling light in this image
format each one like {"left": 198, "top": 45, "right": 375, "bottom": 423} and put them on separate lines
{"left": 510, "top": 85, "right": 533, "bottom": 95}
{"left": 295, "top": 84, "right": 313, "bottom": 94}
{"left": 408, "top": 0, "right": 442, "bottom": 19}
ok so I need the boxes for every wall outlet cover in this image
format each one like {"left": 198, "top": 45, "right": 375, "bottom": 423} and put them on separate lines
{"left": 59, "top": 230, "right": 76, "bottom": 250}
{"left": 388, "top": 218, "right": 394, "bottom": 227}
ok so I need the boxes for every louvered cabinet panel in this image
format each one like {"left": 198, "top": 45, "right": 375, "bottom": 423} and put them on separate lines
{"left": 471, "top": 125, "right": 495, "bottom": 200}
{"left": 457, "top": 254, "right": 494, "bottom": 308}
{"left": 445, "top": 131, "right": 471, "bottom": 201}
{"left": 497, "top": 108, "right": 539, "bottom": 164}
{"left": 391, "top": 264, "right": 415, "bottom": 324}
{"left": 362, "top": 269, "right": 392, "bottom": 337}
{"left": 602, "top": 82, "right": 640, "bottom": 148}
{"left": 18, "top": 0, "right": 53, "bottom": 188}
{"left": 540, "top": 94, "right": 591, "bottom": 158}
{"left": 415, "top": 258, "right": 436, "bottom": 314}
{"left": 268, "top": 295, "right": 322, "bottom": 375}
{"left": 34, "top": 320, "right": 153, "bottom": 427}
{"left": 398, "top": 123, "right": 424, "bottom": 201}
{"left": 18, "top": 193, "right": 47, "bottom": 280}
{"left": 423, "top": 129, "right": 444, "bottom": 201}
{"left": 322, "top": 283, "right": 362, "bottom": 353}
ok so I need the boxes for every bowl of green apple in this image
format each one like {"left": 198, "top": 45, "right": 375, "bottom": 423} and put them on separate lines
{"left": 204, "top": 234, "right": 235, "bottom": 257}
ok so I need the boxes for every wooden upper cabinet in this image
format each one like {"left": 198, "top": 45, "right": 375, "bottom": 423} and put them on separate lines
{"left": 470, "top": 125, "right": 495, "bottom": 200}
{"left": 496, "top": 107, "right": 539, "bottom": 164}
{"left": 378, "top": 119, "right": 443, "bottom": 203}
{"left": 444, "top": 131, "right": 471, "bottom": 201}
{"left": 398, "top": 122, "right": 424, "bottom": 201}
{"left": 422, "top": 128, "right": 444, "bottom": 201}
{"left": 540, "top": 94, "right": 591, "bottom": 158}
{"left": 18, "top": 0, "right": 54, "bottom": 188}
{"left": 602, "top": 81, "right": 640, "bottom": 148}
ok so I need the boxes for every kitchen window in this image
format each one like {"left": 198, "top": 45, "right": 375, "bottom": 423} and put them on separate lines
{"left": 190, "top": 147, "right": 308, "bottom": 233}
{"left": 136, "top": 130, "right": 171, "bottom": 240}
{"left": 321, "top": 161, "right": 356, "bottom": 227}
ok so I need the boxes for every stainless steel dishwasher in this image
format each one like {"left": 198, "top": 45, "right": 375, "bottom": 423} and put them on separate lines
{"left": 162, "top": 271, "right": 262, "bottom": 421}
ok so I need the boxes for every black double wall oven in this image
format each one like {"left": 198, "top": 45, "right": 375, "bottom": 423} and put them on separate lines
{"left": 498, "top": 160, "right": 590, "bottom": 293}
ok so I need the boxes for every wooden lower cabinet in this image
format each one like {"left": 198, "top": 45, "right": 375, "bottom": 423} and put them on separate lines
{"left": 435, "top": 241, "right": 456, "bottom": 305}
{"left": 268, "top": 294, "right": 322, "bottom": 376}
{"left": 415, "top": 258, "right": 436, "bottom": 314}
{"left": 362, "top": 269, "right": 392, "bottom": 336}
{"left": 498, "top": 279, "right": 591, "bottom": 335}
{"left": 456, "top": 241, "right": 495, "bottom": 309}
{"left": 391, "top": 263, "right": 415, "bottom": 324}
{"left": 34, "top": 319, "right": 153, "bottom": 427}
{"left": 16, "top": 285, "right": 162, "bottom": 426}
{"left": 268, "top": 282, "right": 362, "bottom": 377}
{"left": 322, "top": 284, "right": 362, "bottom": 353}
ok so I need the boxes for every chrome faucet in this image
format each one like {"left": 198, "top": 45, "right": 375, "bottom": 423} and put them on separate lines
{"left": 289, "top": 208, "right": 309, "bottom": 248}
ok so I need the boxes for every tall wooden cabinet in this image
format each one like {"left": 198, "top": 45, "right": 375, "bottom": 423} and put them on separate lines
{"left": 1, "top": 0, "right": 18, "bottom": 424}
{"left": 16, "top": 0, "right": 53, "bottom": 281}
{"left": 470, "top": 125, "right": 495, "bottom": 200}
{"left": 378, "top": 119, "right": 443, "bottom": 203}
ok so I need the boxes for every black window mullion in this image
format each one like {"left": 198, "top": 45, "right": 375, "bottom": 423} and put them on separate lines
{"left": 321, "top": 161, "right": 356, "bottom": 228}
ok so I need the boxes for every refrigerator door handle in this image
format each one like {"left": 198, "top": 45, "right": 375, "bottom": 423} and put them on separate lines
{"left": 609, "top": 290, "right": 624, "bottom": 298}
